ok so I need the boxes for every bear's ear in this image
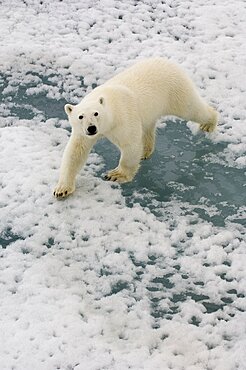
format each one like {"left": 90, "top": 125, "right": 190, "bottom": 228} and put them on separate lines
{"left": 64, "top": 104, "right": 74, "bottom": 115}
{"left": 99, "top": 97, "right": 105, "bottom": 106}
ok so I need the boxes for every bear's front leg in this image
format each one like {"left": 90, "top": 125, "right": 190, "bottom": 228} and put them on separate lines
{"left": 53, "top": 135, "right": 96, "bottom": 198}
{"left": 105, "top": 140, "right": 143, "bottom": 183}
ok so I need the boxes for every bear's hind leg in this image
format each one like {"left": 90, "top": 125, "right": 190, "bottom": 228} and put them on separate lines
{"left": 199, "top": 106, "right": 218, "bottom": 133}
{"left": 142, "top": 124, "right": 156, "bottom": 159}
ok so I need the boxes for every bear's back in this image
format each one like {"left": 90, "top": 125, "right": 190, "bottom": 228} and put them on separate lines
{"left": 106, "top": 58, "right": 171, "bottom": 92}
{"left": 104, "top": 58, "right": 190, "bottom": 124}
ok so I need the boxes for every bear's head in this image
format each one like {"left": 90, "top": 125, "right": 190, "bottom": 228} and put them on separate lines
{"left": 64, "top": 97, "right": 110, "bottom": 138}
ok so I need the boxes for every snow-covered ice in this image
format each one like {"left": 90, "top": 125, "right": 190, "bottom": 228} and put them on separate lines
{"left": 0, "top": 1, "right": 245, "bottom": 369}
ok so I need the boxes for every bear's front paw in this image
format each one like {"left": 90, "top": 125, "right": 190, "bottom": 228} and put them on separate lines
{"left": 53, "top": 183, "right": 75, "bottom": 198}
{"left": 104, "top": 168, "right": 133, "bottom": 183}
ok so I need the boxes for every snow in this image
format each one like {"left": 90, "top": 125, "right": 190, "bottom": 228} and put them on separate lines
{"left": 0, "top": 0, "right": 245, "bottom": 369}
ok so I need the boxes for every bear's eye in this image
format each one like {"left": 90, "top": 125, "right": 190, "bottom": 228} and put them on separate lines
{"left": 94, "top": 112, "right": 99, "bottom": 117}
{"left": 79, "top": 115, "right": 84, "bottom": 120}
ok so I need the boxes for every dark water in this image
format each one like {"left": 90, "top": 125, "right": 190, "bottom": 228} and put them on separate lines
{"left": 97, "top": 124, "right": 245, "bottom": 227}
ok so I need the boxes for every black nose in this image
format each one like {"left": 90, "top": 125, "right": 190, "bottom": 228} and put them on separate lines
{"left": 87, "top": 125, "right": 97, "bottom": 135}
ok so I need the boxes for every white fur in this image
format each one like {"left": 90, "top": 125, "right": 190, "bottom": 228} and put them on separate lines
{"left": 54, "top": 58, "right": 218, "bottom": 198}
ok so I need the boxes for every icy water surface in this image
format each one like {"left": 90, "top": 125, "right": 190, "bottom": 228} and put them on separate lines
{"left": 1, "top": 0, "right": 246, "bottom": 368}
{"left": 0, "top": 71, "right": 245, "bottom": 369}
{"left": 1, "top": 72, "right": 245, "bottom": 282}
{"left": 1, "top": 71, "right": 244, "bottom": 228}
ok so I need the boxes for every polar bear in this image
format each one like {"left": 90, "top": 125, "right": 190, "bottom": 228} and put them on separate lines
{"left": 54, "top": 58, "right": 218, "bottom": 198}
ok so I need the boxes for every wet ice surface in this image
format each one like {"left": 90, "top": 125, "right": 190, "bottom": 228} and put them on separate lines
{"left": 0, "top": 1, "right": 246, "bottom": 370}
